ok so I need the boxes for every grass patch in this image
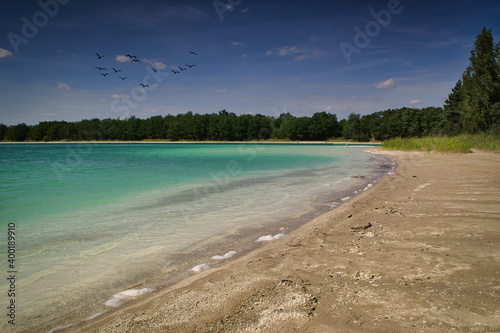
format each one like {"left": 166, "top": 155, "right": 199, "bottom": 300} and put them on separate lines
{"left": 382, "top": 133, "right": 500, "bottom": 153}
{"left": 457, "top": 133, "right": 500, "bottom": 151}
{"left": 382, "top": 137, "right": 472, "bottom": 153}
{"left": 382, "top": 137, "right": 471, "bottom": 153}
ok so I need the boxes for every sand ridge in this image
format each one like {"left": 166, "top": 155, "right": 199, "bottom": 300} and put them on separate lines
{"left": 63, "top": 150, "right": 500, "bottom": 332}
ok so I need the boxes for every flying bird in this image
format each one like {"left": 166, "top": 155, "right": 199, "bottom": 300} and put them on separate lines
{"left": 101, "top": 73, "right": 109, "bottom": 77}
{"left": 186, "top": 64, "right": 196, "bottom": 68}
{"left": 119, "top": 77, "right": 127, "bottom": 80}
{"left": 132, "top": 59, "right": 140, "bottom": 63}
{"left": 95, "top": 67, "right": 107, "bottom": 70}
{"left": 111, "top": 68, "right": 121, "bottom": 73}
{"left": 95, "top": 53, "right": 105, "bottom": 59}
{"left": 151, "top": 67, "right": 157, "bottom": 72}
{"left": 178, "top": 66, "right": 187, "bottom": 71}
{"left": 171, "top": 70, "right": 180, "bottom": 74}
{"left": 189, "top": 51, "right": 197, "bottom": 55}
{"left": 139, "top": 83, "right": 149, "bottom": 87}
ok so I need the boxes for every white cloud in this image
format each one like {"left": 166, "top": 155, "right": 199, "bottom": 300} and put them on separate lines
{"left": 111, "top": 94, "right": 122, "bottom": 99}
{"left": 42, "top": 113, "right": 58, "bottom": 116}
{"left": 294, "top": 54, "right": 309, "bottom": 62}
{"left": 278, "top": 46, "right": 297, "bottom": 56}
{"left": 266, "top": 46, "right": 299, "bottom": 57}
{"left": 0, "top": 48, "right": 14, "bottom": 58}
{"left": 408, "top": 99, "right": 421, "bottom": 105}
{"left": 375, "top": 78, "right": 395, "bottom": 89}
{"left": 57, "top": 82, "right": 70, "bottom": 90}
{"left": 216, "top": 89, "right": 227, "bottom": 93}
{"left": 293, "top": 49, "right": 326, "bottom": 62}
{"left": 153, "top": 61, "right": 167, "bottom": 70}
{"left": 116, "top": 55, "right": 130, "bottom": 63}
{"left": 232, "top": 41, "right": 244, "bottom": 46}
{"left": 144, "top": 59, "right": 167, "bottom": 70}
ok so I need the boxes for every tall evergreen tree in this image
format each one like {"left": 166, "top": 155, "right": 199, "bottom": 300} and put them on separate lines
{"left": 492, "top": 42, "right": 500, "bottom": 130}
{"left": 459, "top": 27, "right": 500, "bottom": 133}
{"left": 444, "top": 79, "right": 462, "bottom": 113}
{"left": 443, "top": 79, "right": 463, "bottom": 134}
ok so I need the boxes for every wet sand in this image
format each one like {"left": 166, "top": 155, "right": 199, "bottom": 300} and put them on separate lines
{"left": 65, "top": 149, "right": 500, "bottom": 332}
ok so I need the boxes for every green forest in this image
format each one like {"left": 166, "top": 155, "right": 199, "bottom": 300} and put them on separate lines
{"left": 1, "top": 28, "right": 498, "bottom": 143}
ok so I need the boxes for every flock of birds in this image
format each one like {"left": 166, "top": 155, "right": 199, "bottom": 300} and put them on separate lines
{"left": 93, "top": 51, "right": 198, "bottom": 87}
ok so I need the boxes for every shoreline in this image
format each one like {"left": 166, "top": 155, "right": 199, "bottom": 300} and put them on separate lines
{"left": 14, "top": 149, "right": 500, "bottom": 332}
{"left": 9, "top": 145, "right": 390, "bottom": 333}
{"left": 62, "top": 149, "right": 500, "bottom": 332}
{"left": 0, "top": 140, "right": 381, "bottom": 145}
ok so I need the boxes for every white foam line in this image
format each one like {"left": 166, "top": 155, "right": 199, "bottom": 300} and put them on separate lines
{"left": 256, "top": 235, "right": 274, "bottom": 242}
{"left": 47, "top": 323, "right": 76, "bottom": 333}
{"left": 363, "top": 183, "right": 374, "bottom": 191}
{"left": 104, "top": 288, "right": 155, "bottom": 307}
{"left": 86, "top": 309, "right": 110, "bottom": 320}
{"left": 211, "top": 251, "right": 238, "bottom": 260}
{"left": 190, "top": 263, "right": 211, "bottom": 272}
{"left": 256, "top": 233, "right": 286, "bottom": 242}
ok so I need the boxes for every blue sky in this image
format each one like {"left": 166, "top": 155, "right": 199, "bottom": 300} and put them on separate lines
{"left": 0, "top": 0, "right": 499, "bottom": 125}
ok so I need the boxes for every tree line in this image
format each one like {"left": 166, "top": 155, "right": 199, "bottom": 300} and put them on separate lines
{"left": 1, "top": 28, "right": 498, "bottom": 142}
{"left": 0, "top": 107, "right": 447, "bottom": 142}
{"left": 444, "top": 27, "right": 500, "bottom": 133}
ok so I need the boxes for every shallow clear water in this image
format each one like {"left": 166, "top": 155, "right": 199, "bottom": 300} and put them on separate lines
{"left": 0, "top": 143, "right": 391, "bottom": 331}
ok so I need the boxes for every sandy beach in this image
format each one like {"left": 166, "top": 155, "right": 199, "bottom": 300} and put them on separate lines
{"left": 60, "top": 149, "right": 500, "bottom": 332}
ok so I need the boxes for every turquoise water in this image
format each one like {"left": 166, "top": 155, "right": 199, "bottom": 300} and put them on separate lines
{"left": 0, "top": 143, "right": 391, "bottom": 331}
{"left": 1, "top": 143, "right": 336, "bottom": 223}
